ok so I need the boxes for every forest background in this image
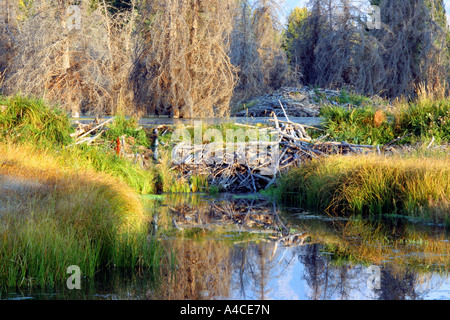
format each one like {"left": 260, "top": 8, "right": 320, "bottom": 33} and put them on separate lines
{"left": 1, "top": 0, "right": 449, "bottom": 118}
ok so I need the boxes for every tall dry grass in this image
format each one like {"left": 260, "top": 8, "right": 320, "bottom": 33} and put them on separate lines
{"left": 278, "top": 154, "right": 450, "bottom": 224}
{"left": 0, "top": 142, "right": 164, "bottom": 289}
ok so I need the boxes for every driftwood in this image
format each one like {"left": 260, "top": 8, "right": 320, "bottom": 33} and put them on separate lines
{"left": 70, "top": 117, "right": 116, "bottom": 146}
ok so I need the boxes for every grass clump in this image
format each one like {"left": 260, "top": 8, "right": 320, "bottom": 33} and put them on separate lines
{"left": 0, "top": 96, "right": 168, "bottom": 290}
{"left": 0, "top": 95, "right": 73, "bottom": 146}
{"left": 0, "top": 143, "right": 166, "bottom": 289}
{"left": 59, "top": 144, "right": 157, "bottom": 195}
{"left": 320, "top": 105, "right": 395, "bottom": 145}
{"left": 278, "top": 154, "right": 450, "bottom": 224}
{"left": 0, "top": 95, "right": 157, "bottom": 195}
{"left": 394, "top": 99, "right": 450, "bottom": 143}
{"left": 313, "top": 88, "right": 372, "bottom": 107}
{"left": 103, "top": 113, "right": 150, "bottom": 148}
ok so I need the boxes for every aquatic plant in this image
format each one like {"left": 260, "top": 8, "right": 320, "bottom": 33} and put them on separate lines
{"left": 278, "top": 154, "right": 450, "bottom": 224}
{"left": 0, "top": 143, "right": 167, "bottom": 289}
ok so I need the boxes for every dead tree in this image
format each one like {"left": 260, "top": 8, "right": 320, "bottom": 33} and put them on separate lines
{"left": 230, "top": 0, "right": 265, "bottom": 105}
{"left": 288, "top": 0, "right": 448, "bottom": 99}
{"left": 230, "top": 0, "right": 292, "bottom": 106}
{"left": 130, "top": 0, "right": 237, "bottom": 118}
{"left": 3, "top": 0, "right": 137, "bottom": 116}
{"left": 375, "top": 0, "right": 448, "bottom": 98}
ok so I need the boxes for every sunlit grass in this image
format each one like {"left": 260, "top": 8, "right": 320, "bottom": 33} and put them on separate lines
{"left": 278, "top": 154, "right": 450, "bottom": 224}
{"left": 0, "top": 95, "right": 73, "bottom": 146}
{"left": 0, "top": 143, "right": 166, "bottom": 289}
{"left": 319, "top": 97, "right": 450, "bottom": 145}
{"left": 60, "top": 144, "right": 157, "bottom": 195}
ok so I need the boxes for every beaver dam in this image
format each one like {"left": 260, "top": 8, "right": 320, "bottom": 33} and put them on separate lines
{"left": 70, "top": 105, "right": 396, "bottom": 193}
{"left": 1, "top": 93, "right": 448, "bottom": 300}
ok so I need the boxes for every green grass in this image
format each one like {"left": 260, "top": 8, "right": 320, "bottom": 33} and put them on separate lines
{"left": 319, "top": 105, "right": 396, "bottom": 145}
{"left": 0, "top": 95, "right": 159, "bottom": 195}
{"left": 319, "top": 98, "right": 450, "bottom": 146}
{"left": 278, "top": 154, "right": 450, "bottom": 224}
{"left": 0, "top": 143, "right": 167, "bottom": 289}
{"left": 59, "top": 144, "right": 157, "bottom": 195}
{"left": 0, "top": 95, "right": 171, "bottom": 289}
{"left": 0, "top": 95, "right": 73, "bottom": 146}
{"left": 313, "top": 88, "right": 372, "bottom": 107}
{"left": 395, "top": 98, "right": 450, "bottom": 144}
{"left": 103, "top": 113, "right": 150, "bottom": 148}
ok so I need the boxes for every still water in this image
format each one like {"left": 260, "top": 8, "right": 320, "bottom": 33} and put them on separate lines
{"left": 2, "top": 194, "right": 449, "bottom": 300}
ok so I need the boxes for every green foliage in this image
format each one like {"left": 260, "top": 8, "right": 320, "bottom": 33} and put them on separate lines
{"left": 61, "top": 144, "right": 157, "bottom": 195}
{"left": 189, "top": 174, "right": 209, "bottom": 193}
{"left": 396, "top": 99, "right": 450, "bottom": 143}
{"left": 333, "top": 90, "right": 371, "bottom": 106}
{"left": 104, "top": 113, "right": 150, "bottom": 147}
{"left": 320, "top": 105, "right": 396, "bottom": 145}
{"left": 0, "top": 95, "right": 73, "bottom": 146}
{"left": 320, "top": 98, "right": 450, "bottom": 145}
{"left": 282, "top": 7, "right": 308, "bottom": 62}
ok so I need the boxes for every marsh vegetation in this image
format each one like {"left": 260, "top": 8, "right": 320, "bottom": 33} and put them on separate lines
{"left": 0, "top": 0, "right": 449, "bottom": 300}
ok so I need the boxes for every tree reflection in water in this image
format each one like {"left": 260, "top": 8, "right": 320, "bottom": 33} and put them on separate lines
{"left": 149, "top": 241, "right": 448, "bottom": 300}
{"left": 147, "top": 194, "right": 449, "bottom": 300}
{"left": 4, "top": 194, "right": 447, "bottom": 300}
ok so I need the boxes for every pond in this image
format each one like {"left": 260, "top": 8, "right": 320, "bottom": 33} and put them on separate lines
{"left": 2, "top": 193, "right": 449, "bottom": 300}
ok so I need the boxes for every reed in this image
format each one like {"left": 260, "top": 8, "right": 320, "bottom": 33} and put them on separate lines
{"left": 278, "top": 154, "right": 450, "bottom": 224}
{"left": 0, "top": 142, "right": 165, "bottom": 289}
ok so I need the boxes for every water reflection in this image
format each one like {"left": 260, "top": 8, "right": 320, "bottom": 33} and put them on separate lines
{"left": 148, "top": 240, "right": 449, "bottom": 300}
{"left": 148, "top": 194, "right": 449, "bottom": 300}
{"left": 2, "top": 194, "right": 449, "bottom": 300}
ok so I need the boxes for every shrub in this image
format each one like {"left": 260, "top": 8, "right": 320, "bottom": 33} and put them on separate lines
{"left": 320, "top": 98, "right": 450, "bottom": 145}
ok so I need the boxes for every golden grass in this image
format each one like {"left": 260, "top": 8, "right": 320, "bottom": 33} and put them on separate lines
{"left": 0, "top": 142, "right": 147, "bottom": 231}
{"left": 0, "top": 142, "right": 157, "bottom": 288}
{"left": 279, "top": 154, "right": 450, "bottom": 223}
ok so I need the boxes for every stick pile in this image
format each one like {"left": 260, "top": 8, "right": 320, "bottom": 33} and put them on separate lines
{"left": 70, "top": 117, "right": 116, "bottom": 146}
{"left": 173, "top": 101, "right": 375, "bottom": 193}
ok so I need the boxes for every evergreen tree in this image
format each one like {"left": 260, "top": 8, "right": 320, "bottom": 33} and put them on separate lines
{"left": 282, "top": 7, "right": 308, "bottom": 65}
